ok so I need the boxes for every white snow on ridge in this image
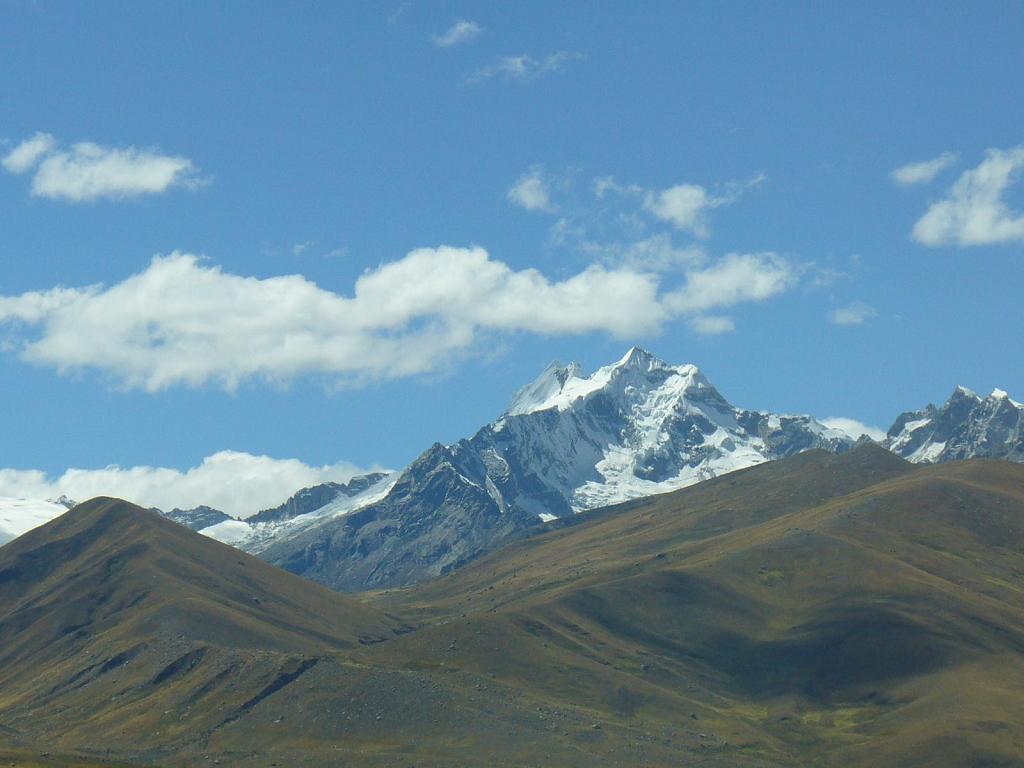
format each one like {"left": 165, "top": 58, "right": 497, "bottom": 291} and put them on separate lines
{"left": 0, "top": 497, "right": 69, "bottom": 545}
{"left": 909, "top": 440, "right": 946, "bottom": 464}
{"left": 888, "top": 418, "right": 930, "bottom": 454}
{"left": 200, "top": 472, "right": 397, "bottom": 552}
{"left": 990, "top": 388, "right": 1023, "bottom": 407}
{"left": 199, "top": 519, "right": 252, "bottom": 545}
{"left": 504, "top": 347, "right": 695, "bottom": 417}
{"left": 483, "top": 347, "right": 857, "bottom": 520}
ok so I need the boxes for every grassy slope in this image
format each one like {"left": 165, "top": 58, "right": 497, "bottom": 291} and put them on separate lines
{"left": 0, "top": 498, "right": 407, "bottom": 766}
{"left": 361, "top": 447, "right": 1024, "bottom": 767}
{"left": 2, "top": 450, "right": 1024, "bottom": 766}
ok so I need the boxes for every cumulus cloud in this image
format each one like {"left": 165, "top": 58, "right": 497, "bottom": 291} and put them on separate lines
{"left": 507, "top": 167, "right": 554, "bottom": 212}
{"left": 644, "top": 184, "right": 727, "bottom": 236}
{"left": 912, "top": 146, "right": 1024, "bottom": 246}
{"left": 433, "top": 19, "right": 482, "bottom": 47}
{"left": 466, "top": 51, "right": 578, "bottom": 84}
{"left": 0, "top": 247, "right": 798, "bottom": 391}
{"left": 820, "top": 417, "right": 886, "bottom": 442}
{"left": 664, "top": 252, "right": 796, "bottom": 314}
{"left": 829, "top": 301, "right": 877, "bottom": 326}
{"left": 641, "top": 174, "right": 762, "bottom": 237}
{"left": 1, "top": 132, "right": 200, "bottom": 202}
{"left": 0, "top": 452, "right": 381, "bottom": 519}
{"left": 890, "top": 152, "right": 957, "bottom": 186}
{"left": 689, "top": 315, "right": 735, "bottom": 335}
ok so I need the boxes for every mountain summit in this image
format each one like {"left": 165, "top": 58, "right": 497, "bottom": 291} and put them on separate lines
{"left": 261, "top": 348, "right": 854, "bottom": 590}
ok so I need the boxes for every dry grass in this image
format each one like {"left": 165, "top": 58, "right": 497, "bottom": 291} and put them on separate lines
{"left": 2, "top": 447, "right": 1024, "bottom": 766}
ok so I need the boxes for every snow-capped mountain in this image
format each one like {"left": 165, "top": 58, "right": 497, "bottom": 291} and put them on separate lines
{"left": 885, "top": 385, "right": 1024, "bottom": 463}
{"left": 0, "top": 496, "right": 75, "bottom": 546}
{"left": 6, "top": 349, "right": 1020, "bottom": 593}
{"left": 470, "top": 346, "right": 854, "bottom": 514}
{"left": 200, "top": 472, "right": 397, "bottom": 553}
{"left": 246, "top": 473, "right": 391, "bottom": 525}
{"left": 261, "top": 347, "right": 856, "bottom": 590}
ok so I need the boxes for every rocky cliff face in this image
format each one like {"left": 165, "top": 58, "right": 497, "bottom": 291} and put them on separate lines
{"left": 261, "top": 444, "right": 541, "bottom": 590}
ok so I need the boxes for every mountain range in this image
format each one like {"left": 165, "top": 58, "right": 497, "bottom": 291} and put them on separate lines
{"left": 2, "top": 348, "right": 1022, "bottom": 592}
{"left": 254, "top": 347, "right": 859, "bottom": 590}
{"left": 884, "top": 384, "right": 1024, "bottom": 462}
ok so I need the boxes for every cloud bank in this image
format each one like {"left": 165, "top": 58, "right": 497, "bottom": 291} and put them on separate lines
{"left": 0, "top": 247, "right": 797, "bottom": 391}
{"left": 0, "top": 451, "right": 381, "bottom": 519}
{"left": 2, "top": 132, "right": 200, "bottom": 202}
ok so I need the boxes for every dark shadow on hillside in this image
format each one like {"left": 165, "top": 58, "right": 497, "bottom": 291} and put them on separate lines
{"left": 563, "top": 571, "right": 972, "bottom": 702}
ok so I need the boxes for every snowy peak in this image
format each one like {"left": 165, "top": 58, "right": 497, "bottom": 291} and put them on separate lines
{"left": 506, "top": 360, "right": 585, "bottom": 416}
{"left": 885, "top": 385, "right": 1024, "bottom": 464}
{"left": 953, "top": 384, "right": 980, "bottom": 400}
{"left": 504, "top": 347, "right": 712, "bottom": 418}
{"left": 483, "top": 347, "right": 853, "bottom": 516}
{"left": 613, "top": 345, "right": 673, "bottom": 372}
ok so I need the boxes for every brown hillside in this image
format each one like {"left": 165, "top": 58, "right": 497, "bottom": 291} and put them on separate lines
{"left": 2, "top": 449, "right": 1024, "bottom": 767}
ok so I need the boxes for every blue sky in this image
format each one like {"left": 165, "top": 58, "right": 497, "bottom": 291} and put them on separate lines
{"left": 2, "top": 1, "right": 1023, "bottom": 512}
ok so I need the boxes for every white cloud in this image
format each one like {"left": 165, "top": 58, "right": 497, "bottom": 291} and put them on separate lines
{"left": 508, "top": 167, "right": 554, "bottom": 212}
{"left": 643, "top": 184, "right": 724, "bottom": 236}
{"left": 593, "top": 176, "right": 643, "bottom": 199}
{"left": 2, "top": 132, "right": 56, "bottom": 173}
{"left": 611, "top": 234, "right": 706, "bottom": 272}
{"left": 292, "top": 241, "right": 312, "bottom": 256}
{"left": 433, "top": 19, "right": 482, "bottom": 47}
{"left": 829, "top": 301, "right": 877, "bottom": 326}
{"left": 0, "top": 451, "right": 381, "bottom": 519}
{"left": 890, "top": 152, "right": 957, "bottom": 186}
{"left": 912, "top": 146, "right": 1024, "bottom": 246}
{"left": 1, "top": 133, "right": 200, "bottom": 202}
{"left": 689, "top": 315, "right": 735, "bottom": 335}
{"left": 821, "top": 417, "right": 886, "bottom": 442}
{"left": 0, "top": 247, "right": 799, "bottom": 391}
{"left": 664, "top": 252, "right": 796, "bottom": 314}
{"left": 466, "top": 51, "right": 578, "bottom": 84}
{"left": 642, "top": 176, "right": 764, "bottom": 237}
